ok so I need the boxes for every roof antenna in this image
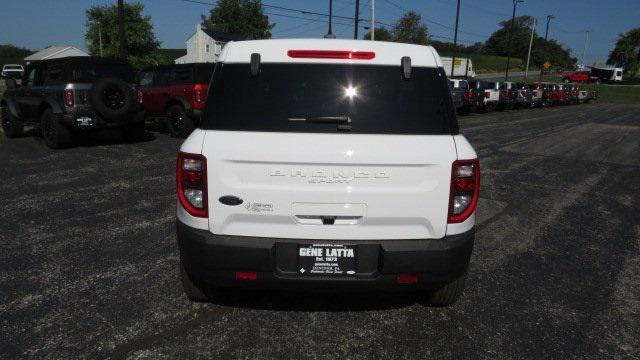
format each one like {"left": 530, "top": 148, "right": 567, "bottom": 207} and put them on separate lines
{"left": 401, "top": 56, "right": 411, "bottom": 80}
{"left": 250, "top": 53, "right": 261, "bottom": 76}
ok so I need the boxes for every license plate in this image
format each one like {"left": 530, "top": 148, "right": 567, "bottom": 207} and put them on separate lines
{"left": 298, "top": 244, "right": 356, "bottom": 276}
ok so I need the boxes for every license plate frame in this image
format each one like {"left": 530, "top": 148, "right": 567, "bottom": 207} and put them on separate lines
{"left": 297, "top": 243, "right": 357, "bottom": 277}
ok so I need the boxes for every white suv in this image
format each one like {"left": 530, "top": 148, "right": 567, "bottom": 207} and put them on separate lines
{"left": 176, "top": 39, "right": 480, "bottom": 306}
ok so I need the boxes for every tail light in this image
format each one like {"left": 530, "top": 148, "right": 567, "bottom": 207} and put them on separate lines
{"left": 533, "top": 90, "right": 538, "bottom": 97}
{"left": 177, "top": 152, "right": 208, "bottom": 218}
{"left": 448, "top": 159, "right": 480, "bottom": 223}
{"left": 64, "top": 89, "right": 74, "bottom": 107}
{"left": 501, "top": 90, "right": 508, "bottom": 97}
{"left": 484, "top": 91, "right": 490, "bottom": 99}
{"left": 287, "top": 50, "right": 375, "bottom": 60}
{"left": 464, "top": 90, "right": 474, "bottom": 101}
{"left": 193, "top": 83, "right": 207, "bottom": 103}
{"left": 137, "top": 89, "right": 143, "bottom": 104}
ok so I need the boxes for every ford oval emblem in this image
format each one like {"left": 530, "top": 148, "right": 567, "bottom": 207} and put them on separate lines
{"left": 219, "top": 195, "right": 243, "bottom": 206}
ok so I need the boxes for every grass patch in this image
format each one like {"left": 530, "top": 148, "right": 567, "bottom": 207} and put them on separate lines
{"left": 581, "top": 84, "right": 640, "bottom": 104}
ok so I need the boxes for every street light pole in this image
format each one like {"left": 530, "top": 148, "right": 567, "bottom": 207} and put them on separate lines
{"left": 370, "top": 0, "right": 375, "bottom": 40}
{"left": 325, "top": 0, "right": 335, "bottom": 39}
{"left": 581, "top": 29, "right": 592, "bottom": 66}
{"left": 504, "top": 0, "right": 523, "bottom": 81}
{"left": 524, "top": 17, "right": 536, "bottom": 81}
{"left": 538, "top": 15, "right": 554, "bottom": 83}
{"left": 450, "top": 0, "right": 461, "bottom": 78}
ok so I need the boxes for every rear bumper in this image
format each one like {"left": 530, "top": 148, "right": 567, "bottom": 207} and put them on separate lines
{"left": 60, "top": 109, "right": 145, "bottom": 128}
{"left": 177, "top": 220, "right": 474, "bottom": 291}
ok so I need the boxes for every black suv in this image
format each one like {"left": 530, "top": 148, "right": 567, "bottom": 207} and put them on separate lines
{"left": 1, "top": 57, "right": 144, "bottom": 149}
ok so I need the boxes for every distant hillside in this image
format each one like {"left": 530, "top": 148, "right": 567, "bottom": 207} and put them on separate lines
{"left": 0, "top": 44, "right": 33, "bottom": 67}
{"left": 154, "top": 49, "right": 186, "bottom": 65}
{"left": 437, "top": 52, "right": 524, "bottom": 74}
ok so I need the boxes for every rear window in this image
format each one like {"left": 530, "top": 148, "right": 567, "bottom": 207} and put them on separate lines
{"left": 4, "top": 65, "right": 22, "bottom": 70}
{"left": 201, "top": 63, "right": 456, "bottom": 135}
{"left": 70, "top": 63, "right": 134, "bottom": 83}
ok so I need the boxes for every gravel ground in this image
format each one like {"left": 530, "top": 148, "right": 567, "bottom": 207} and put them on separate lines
{"left": 1, "top": 102, "right": 639, "bottom": 359}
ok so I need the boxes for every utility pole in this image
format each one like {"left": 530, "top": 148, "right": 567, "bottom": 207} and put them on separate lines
{"left": 324, "top": 0, "right": 335, "bottom": 39}
{"left": 354, "top": 0, "right": 359, "bottom": 39}
{"left": 538, "top": 15, "right": 554, "bottom": 83}
{"left": 117, "top": 0, "right": 127, "bottom": 58}
{"left": 524, "top": 17, "right": 536, "bottom": 81}
{"left": 505, "top": 0, "right": 524, "bottom": 81}
{"left": 450, "top": 0, "right": 461, "bottom": 78}
{"left": 370, "top": 0, "right": 375, "bottom": 40}
{"left": 581, "top": 29, "right": 592, "bottom": 66}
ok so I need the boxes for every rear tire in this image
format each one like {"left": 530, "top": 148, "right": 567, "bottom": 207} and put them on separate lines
{"left": 425, "top": 272, "right": 467, "bottom": 307}
{"left": 180, "top": 261, "right": 209, "bottom": 302}
{"left": 167, "top": 105, "right": 195, "bottom": 138}
{"left": 41, "top": 109, "right": 71, "bottom": 149}
{"left": 1, "top": 105, "right": 24, "bottom": 138}
{"left": 457, "top": 106, "right": 470, "bottom": 116}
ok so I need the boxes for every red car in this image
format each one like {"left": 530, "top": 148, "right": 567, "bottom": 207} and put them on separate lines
{"left": 561, "top": 70, "right": 590, "bottom": 83}
{"left": 138, "top": 63, "right": 215, "bottom": 137}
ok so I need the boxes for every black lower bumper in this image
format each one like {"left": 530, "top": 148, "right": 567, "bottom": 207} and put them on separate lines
{"left": 60, "top": 110, "right": 145, "bottom": 129}
{"left": 177, "top": 221, "right": 474, "bottom": 291}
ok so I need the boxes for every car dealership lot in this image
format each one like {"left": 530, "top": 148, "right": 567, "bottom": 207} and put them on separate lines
{"left": 1, "top": 102, "right": 639, "bottom": 359}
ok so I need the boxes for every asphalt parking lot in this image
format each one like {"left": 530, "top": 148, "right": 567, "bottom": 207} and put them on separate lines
{"left": 1, "top": 102, "right": 639, "bottom": 359}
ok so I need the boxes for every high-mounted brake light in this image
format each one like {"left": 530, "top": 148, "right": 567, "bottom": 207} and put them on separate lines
{"left": 448, "top": 159, "right": 480, "bottom": 223}
{"left": 64, "top": 89, "right": 74, "bottom": 107}
{"left": 177, "top": 152, "right": 208, "bottom": 218}
{"left": 287, "top": 50, "right": 375, "bottom": 60}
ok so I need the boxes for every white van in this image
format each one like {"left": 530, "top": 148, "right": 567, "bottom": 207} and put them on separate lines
{"left": 176, "top": 39, "right": 480, "bottom": 306}
{"left": 441, "top": 56, "right": 476, "bottom": 78}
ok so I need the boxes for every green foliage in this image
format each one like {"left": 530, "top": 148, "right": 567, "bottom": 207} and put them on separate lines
{"left": 85, "top": 2, "right": 161, "bottom": 68}
{"left": 484, "top": 16, "right": 575, "bottom": 69}
{"left": 362, "top": 28, "right": 393, "bottom": 41}
{"left": 607, "top": 28, "right": 640, "bottom": 76}
{"left": 362, "top": 12, "right": 428, "bottom": 45}
{"left": 391, "top": 11, "right": 429, "bottom": 45}
{"left": 0, "top": 44, "right": 33, "bottom": 67}
{"left": 202, "top": 0, "right": 274, "bottom": 39}
{"left": 153, "top": 49, "right": 187, "bottom": 65}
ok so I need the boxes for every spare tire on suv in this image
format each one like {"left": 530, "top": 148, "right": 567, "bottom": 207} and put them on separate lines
{"left": 90, "top": 77, "right": 136, "bottom": 120}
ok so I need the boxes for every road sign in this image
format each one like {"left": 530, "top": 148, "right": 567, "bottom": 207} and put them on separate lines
{"left": 543, "top": 61, "right": 552, "bottom": 69}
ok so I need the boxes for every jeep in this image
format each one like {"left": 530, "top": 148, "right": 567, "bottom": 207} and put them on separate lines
{"left": 0, "top": 57, "right": 144, "bottom": 149}
{"left": 138, "top": 63, "right": 215, "bottom": 137}
{"left": 176, "top": 40, "right": 479, "bottom": 306}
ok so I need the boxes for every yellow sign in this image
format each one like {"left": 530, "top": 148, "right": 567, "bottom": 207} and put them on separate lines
{"left": 453, "top": 59, "right": 462, "bottom": 65}
{"left": 543, "top": 61, "right": 552, "bottom": 69}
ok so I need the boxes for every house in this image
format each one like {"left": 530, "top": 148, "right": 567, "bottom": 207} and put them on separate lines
{"left": 24, "top": 46, "right": 88, "bottom": 64}
{"left": 175, "top": 24, "right": 250, "bottom": 64}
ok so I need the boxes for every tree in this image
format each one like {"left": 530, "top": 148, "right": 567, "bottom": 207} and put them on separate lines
{"left": 362, "top": 28, "right": 393, "bottom": 41}
{"left": 607, "top": 28, "right": 640, "bottom": 76}
{"left": 391, "top": 11, "right": 429, "bottom": 45}
{"left": 485, "top": 15, "right": 575, "bottom": 69}
{"left": 0, "top": 44, "right": 33, "bottom": 66}
{"left": 85, "top": 2, "right": 161, "bottom": 68}
{"left": 202, "top": 0, "right": 274, "bottom": 39}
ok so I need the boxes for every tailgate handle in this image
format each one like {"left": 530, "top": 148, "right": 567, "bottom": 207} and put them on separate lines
{"left": 295, "top": 215, "right": 362, "bottom": 225}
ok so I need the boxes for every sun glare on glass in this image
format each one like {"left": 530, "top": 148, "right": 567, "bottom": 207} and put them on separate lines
{"left": 344, "top": 86, "right": 358, "bottom": 98}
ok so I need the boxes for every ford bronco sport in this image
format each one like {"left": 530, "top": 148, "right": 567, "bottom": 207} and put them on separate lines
{"left": 1, "top": 57, "right": 144, "bottom": 149}
{"left": 176, "top": 40, "right": 480, "bottom": 306}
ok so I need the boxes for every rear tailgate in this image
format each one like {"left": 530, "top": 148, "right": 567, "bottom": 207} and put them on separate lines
{"left": 203, "top": 132, "right": 455, "bottom": 240}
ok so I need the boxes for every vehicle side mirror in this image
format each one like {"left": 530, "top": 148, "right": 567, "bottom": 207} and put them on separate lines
{"left": 4, "top": 78, "right": 17, "bottom": 89}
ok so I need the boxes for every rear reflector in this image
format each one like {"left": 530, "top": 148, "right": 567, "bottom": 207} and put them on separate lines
{"left": 235, "top": 272, "right": 257, "bottom": 280}
{"left": 287, "top": 50, "right": 375, "bottom": 60}
{"left": 396, "top": 274, "right": 418, "bottom": 284}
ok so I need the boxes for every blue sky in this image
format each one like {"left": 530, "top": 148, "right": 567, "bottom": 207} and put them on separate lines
{"left": 0, "top": 0, "right": 638, "bottom": 65}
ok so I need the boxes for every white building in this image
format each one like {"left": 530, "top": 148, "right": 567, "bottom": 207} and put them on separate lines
{"left": 175, "top": 24, "right": 249, "bottom": 64}
{"left": 24, "top": 46, "right": 88, "bottom": 64}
